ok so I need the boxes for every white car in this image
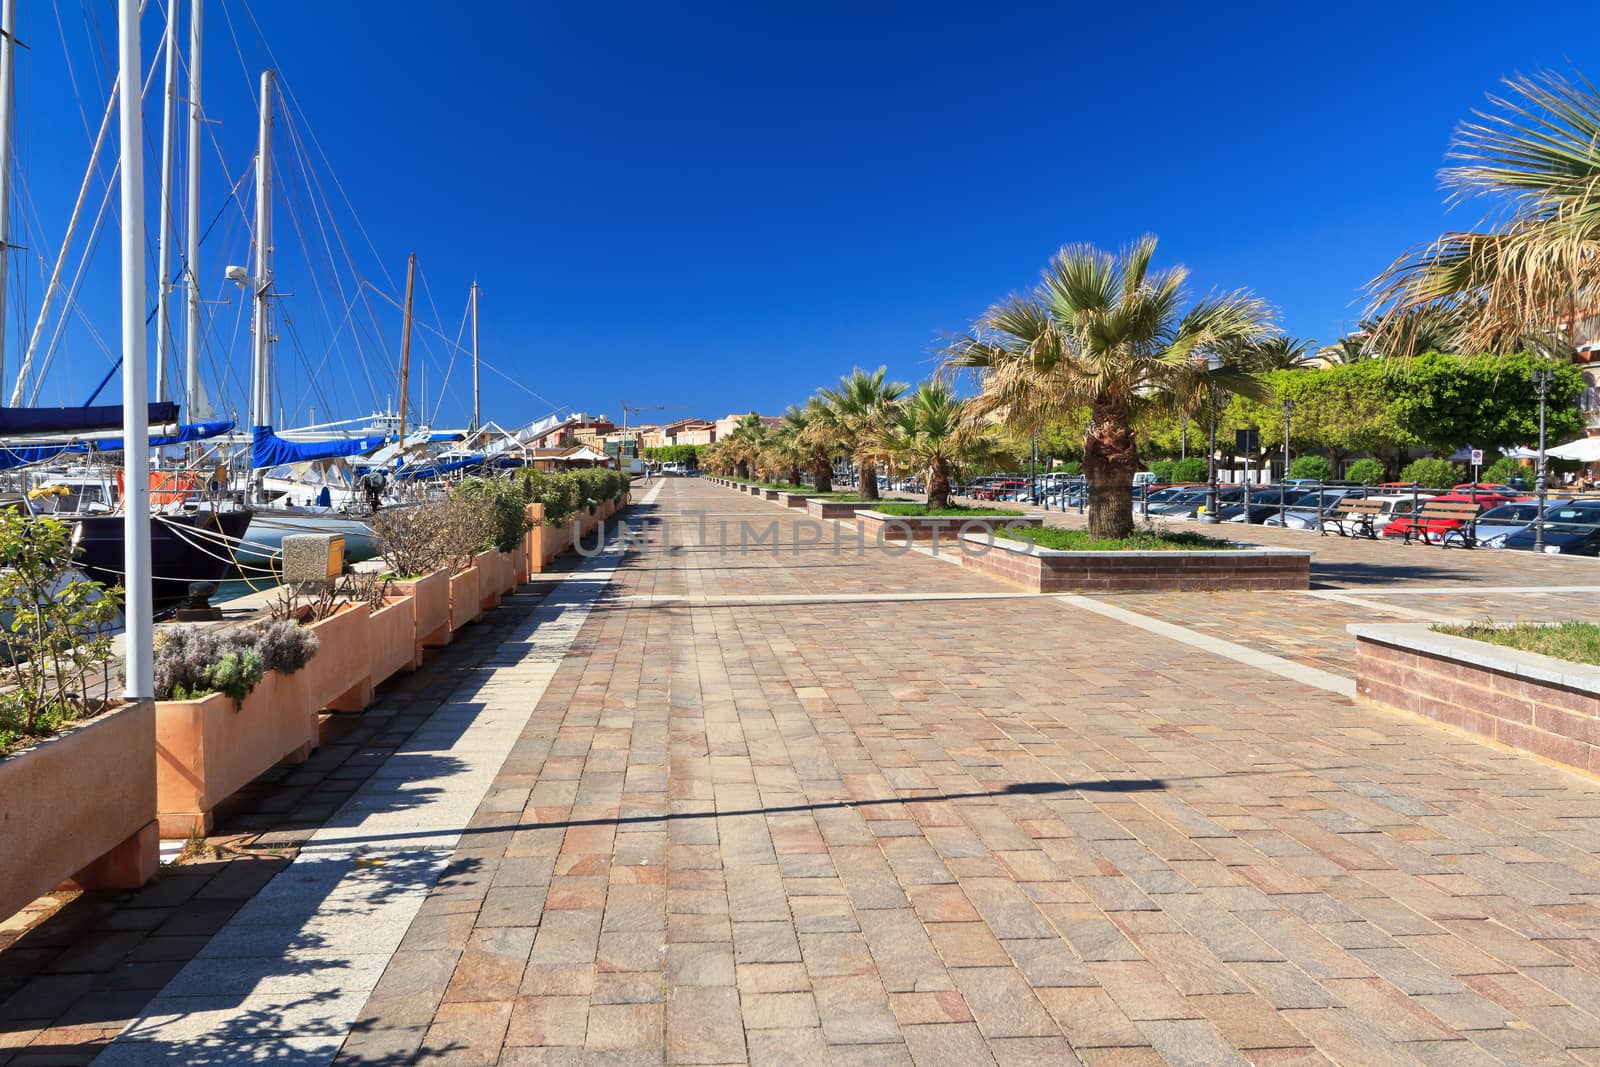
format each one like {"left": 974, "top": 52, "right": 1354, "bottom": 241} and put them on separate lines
{"left": 1319, "top": 494, "right": 1424, "bottom": 537}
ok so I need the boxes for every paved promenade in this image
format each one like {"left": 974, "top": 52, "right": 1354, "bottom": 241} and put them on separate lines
{"left": 5, "top": 476, "right": 1600, "bottom": 1064}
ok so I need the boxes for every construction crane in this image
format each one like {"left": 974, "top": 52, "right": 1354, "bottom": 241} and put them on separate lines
{"left": 619, "top": 402, "right": 692, "bottom": 432}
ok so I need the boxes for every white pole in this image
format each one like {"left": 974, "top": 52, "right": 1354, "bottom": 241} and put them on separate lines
{"left": 470, "top": 281, "right": 480, "bottom": 432}
{"left": 119, "top": 0, "right": 153, "bottom": 700}
{"left": 248, "top": 69, "right": 273, "bottom": 499}
{"left": 183, "top": 0, "right": 204, "bottom": 420}
{"left": 0, "top": 0, "right": 17, "bottom": 387}
{"left": 153, "top": 0, "right": 177, "bottom": 402}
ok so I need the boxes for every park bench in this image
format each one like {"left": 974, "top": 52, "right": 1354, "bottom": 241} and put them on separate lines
{"left": 1403, "top": 500, "right": 1482, "bottom": 548}
{"left": 1321, "top": 497, "right": 1385, "bottom": 539}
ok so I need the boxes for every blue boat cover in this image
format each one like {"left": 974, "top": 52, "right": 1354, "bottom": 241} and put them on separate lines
{"left": 396, "top": 454, "right": 484, "bottom": 480}
{"left": 0, "top": 402, "right": 180, "bottom": 436}
{"left": 251, "top": 425, "right": 388, "bottom": 469}
{"left": 0, "top": 420, "right": 235, "bottom": 471}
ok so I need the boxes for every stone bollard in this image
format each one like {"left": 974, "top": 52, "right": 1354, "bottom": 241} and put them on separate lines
{"left": 282, "top": 533, "right": 346, "bottom": 592}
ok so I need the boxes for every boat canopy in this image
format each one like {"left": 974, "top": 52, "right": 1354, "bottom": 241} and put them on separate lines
{"left": 0, "top": 402, "right": 180, "bottom": 437}
{"left": 396, "top": 454, "right": 484, "bottom": 481}
{"left": 250, "top": 425, "right": 388, "bottom": 469}
{"left": 0, "top": 419, "right": 235, "bottom": 471}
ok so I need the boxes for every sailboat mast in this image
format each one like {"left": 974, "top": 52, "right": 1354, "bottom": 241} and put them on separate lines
{"left": 0, "top": 0, "right": 17, "bottom": 387}
{"left": 397, "top": 253, "right": 416, "bottom": 448}
{"left": 248, "top": 70, "right": 274, "bottom": 500}
{"left": 184, "top": 0, "right": 205, "bottom": 421}
{"left": 118, "top": 0, "right": 153, "bottom": 698}
{"left": 153, "top": 0, "right": 179, "bottom": 403}
{"left": 471, "top": 281, "right": 480, "bottom": 432}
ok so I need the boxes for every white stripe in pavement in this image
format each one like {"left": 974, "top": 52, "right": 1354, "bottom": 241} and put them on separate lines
{"left": 94, "top": 478, "right": 665, "bottom": 1066}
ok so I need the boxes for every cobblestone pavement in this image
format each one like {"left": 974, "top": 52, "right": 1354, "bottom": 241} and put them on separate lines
{"left": 5, "top": 478, "right": 1600, "bottom": 1065}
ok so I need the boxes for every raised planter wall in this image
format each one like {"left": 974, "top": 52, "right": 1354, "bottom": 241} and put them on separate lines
{"left": 956, "top": 533, "right": 1311, "bottom": 592}
{"left": 1, "top": 701, "right": 158, "bottom": 919}
{"left": 856, "top": 510, "right": 1043, "bottom": 543}
{"left": 778, "top": 492, "right": 815, "bottom": 509}
{"left": 156, "top": 670, "right": 317, "bottom": 837}
{"left": 805, "top": 499, "right": 874, "bottom": 519}
{"left": 476, "top": 550, "right": 502, "bottom": 612}
{"left": 1353, "top": 623, "right": 1600, "bottom": 773}
{"left": 450, "top": 566, "right": 481, "bottom": 632}
{"left": 302, "top": 604, "right": 375, "bottom": 713}
{"left": 394, "top": 569, "right": 450, "bottom": 650}
{"left": 369, "top": 595, "right": 418, "bottom": 685}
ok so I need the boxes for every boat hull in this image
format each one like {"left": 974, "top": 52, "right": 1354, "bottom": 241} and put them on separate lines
{"left": 234, "top": 510, "right": 377, "bottom": 567}
{"left": 72, "top": 509, "right": 254, "bottom": 613}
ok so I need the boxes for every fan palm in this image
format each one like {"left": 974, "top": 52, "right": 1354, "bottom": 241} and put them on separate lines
{"left": 1368, "top": 70, "right": 1600, "bottom": 356}
{"left": 781, "top": 401, "right": 838, "bottom": 491}
{"left": 872, "top": 383, "right": 1010, "bottom": 509}
{"left": 722, "top": 413, "right": 768, "bottom": 480}
{"left": 943, "top": 237, "right": 1273, "bottom": 539}
{"left": 819, "top": 367, "right": 907, "bottom": 501}
{"left": 761, "top": 420, "right": 808, "bottom": 486}
{"left": 1236, "top": 335, "right": 1315, "bottom": 371}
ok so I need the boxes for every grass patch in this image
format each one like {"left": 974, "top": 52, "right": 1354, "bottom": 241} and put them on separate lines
{"left": 998, "top": 526, "right": 1236, "bottom": 551}
{"left": 870, "top": 503, "right": 1022, "bottom": 517}
{"left": 1431, "top": 621, "right": 1600, "bottom": 666}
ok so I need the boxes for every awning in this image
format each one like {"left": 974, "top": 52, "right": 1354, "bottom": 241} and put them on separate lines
{"left": 1546, "top": 437, "right": 1600, "bottom": 462}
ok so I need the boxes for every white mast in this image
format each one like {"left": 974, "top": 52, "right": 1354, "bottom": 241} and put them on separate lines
{"left": 184, "top": 0, "right": 207, "bottom": 421}
{"left": 248, "top": 69, "right": 273, "bottom": 499}
{"left": 153, "top": 0, "right": 178, "bottom": 402}
{"left": 470, "top": 281, "right": 480, "bottom": 432}
{"left": 0, "top": 0, "right": 17, "bottom": 387}
{"left": 118, "top": 0, "right": 153, "bottom": 699}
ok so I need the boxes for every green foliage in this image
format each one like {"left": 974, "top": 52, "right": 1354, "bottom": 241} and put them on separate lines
{"left": 152, "top": 621, "right": 317, "bottom": 706}
{"left": 1399, "top": 457, "right": 1464, "bottom": 489}
{"left": 1057, "top": 461, "right": 1082, "bottom": 476}
{"left": 1148, "top": 456, "right": 1209, "bottom": 483}
{"left": 870, "top": 503, "right": 1021, "bottom": 517}
{"left": 643, "top": 444, "right": 700, "bottom": 466}
{"left": 1433, "top": 620, "right": 1600, "bottom": 667}
{"left": 1288, "top": 455, "right": 1335, "bottom": 481}
{"left": 1385, "top": 352, "right": 1582, "bottom": 454}
{"left": 999, "top": 526, "right": 1236, "bottom": 551}
{"left": 452, "top": 476, "right": 532, "bottom": 553}
{"left": 0, "top": 512, "right": 123, "bottom": 755}
{"left": 1483, "top": 455, "right": 1527, "bottom": 485}
{"left": 1345, "top": 458, "right": 1385, "bottom": 485}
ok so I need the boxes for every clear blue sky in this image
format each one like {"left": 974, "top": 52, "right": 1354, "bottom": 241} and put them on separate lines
{"left": 8, "top": 1, "right": 1600, "bottom": 427}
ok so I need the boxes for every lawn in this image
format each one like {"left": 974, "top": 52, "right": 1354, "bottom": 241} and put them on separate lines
{"left": 997, "top": 526, "right": 1236, "bottom": 551}
{"left": 1432, "top": 621, "right": 1600, "bottom": 666}
{"left": 870, "top": 503, "right": 1022, "bottom": 517}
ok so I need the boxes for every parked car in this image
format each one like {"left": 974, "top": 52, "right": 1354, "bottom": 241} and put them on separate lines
{"left": 1381, "top": 491, "right": 1521, "bottom": 542}
{"left": 1501, "top": 501, "right": 1600, "bottom": 555}
{"left": 1216, "top": 486, "right": 1303, "bottom": 524}
{"left": 1263, "top": 487, "right": 1370, "bottom": 529}
{"left": 1474, "top": 501, "right": 1567, "bottom": 548}
{"left": 1319, "top": 494, "right": 1422, "bottom": 537}
{"left": 1143, "top": 487, "right": 1215, "bottom": 518}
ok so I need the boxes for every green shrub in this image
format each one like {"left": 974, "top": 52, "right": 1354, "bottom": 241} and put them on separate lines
{"left": 1288, "top": 455, "right": 1335, "bottom": 481}
{"left": 152, "top": 621, "right": 317, "bottom": 706}
{"left": 1399, "top": 457, "right": 1463, "bottom": 490}
{"left": 1057, "top": 460, "right": 1083, "bottom": 476}
{"left": 1166, "top": 457, "right": 1208, "bottom": 482}
{"left": 1145, "top": 459, "right": 1175, "bottom": 483}
{"left": 643, "top": 444, "right": 700, "bottom": 467}
{"left": 452, "top": 476, "right": 531, "bottom": 553}
{"left": 1344, "top": 458, "right": 1385, "bottom": 485}
{"left": 1483, "top": 455, "right": 1527, "bottom": 486}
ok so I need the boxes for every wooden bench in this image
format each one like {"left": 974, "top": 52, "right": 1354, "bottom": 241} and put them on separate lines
{"left": 1403, "top": 500, "right": 1481, "bottom": 547}
{"left": 1321, "top": 497, "right": 1385, "bottom": 539}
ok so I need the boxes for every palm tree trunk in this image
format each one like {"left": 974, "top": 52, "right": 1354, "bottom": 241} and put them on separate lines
{"left": 811, "top": 450, "right": 833, "bottom": 492}
{"left": 788, "top": 464, "right": 802, "bottom": 486}
{"left": 1084, "top": 396, "right": 1137, "bottom": 539}
{"left": 858, "top": 451, "right": 880, "bottom": 500}
{"left": 735, "top": 460, "right": 750, "bottom": 480}
{"left": 927, "top": 458, "right": 951, "bottom": 509}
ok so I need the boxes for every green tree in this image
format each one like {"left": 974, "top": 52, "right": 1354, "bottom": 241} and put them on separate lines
{"left": 819, "top": 367, "right": 907, "bottom": 501}
{"left": 1288, "top": 455, "right": 1335, "bottom": 481}
{"left": 1385, "top": 352, "right": 1583, "bottom": 454}
{"left": 1345, "top": 458, "right": 1385, "bottom": 484}
{"left": 943, "top": 237, "right": 1272, "bottom": 538}
{"left": 873, "top": 383, "right": 1012, "bottom": 508}
{"left": 1399, "top": 457, "right": 1464, "bottom": 489}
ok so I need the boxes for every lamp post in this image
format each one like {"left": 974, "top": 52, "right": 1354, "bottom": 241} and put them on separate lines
{"left": 1180, "top": 414, "right": 1187, "bottom": 461}
{"left": 1280, "top": 397, "right": 1294, "bottom": 527}
{"left": 1031, "top": 429, "right": 1040, "bottom": 507}
{"left": 1203, "top": 376, "right": 1220, "bottom": 524}
{"left": 1534, "top": 368, "right": 1553, "bottom": 552}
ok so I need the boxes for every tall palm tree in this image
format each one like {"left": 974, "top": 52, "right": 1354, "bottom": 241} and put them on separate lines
{"left": 943, "top": 237, "right": 1273, "bottom": 539}
{"left": 873, "top": 383, "right": 1010, "bottom": 509}
{"left": 1368, "top": 70, "right": 1600, "bottom": 357}
{"left": 761, "top": 420, "right": 808, "bottom": 486}
{"left": 820, "top": 367, "right": 907, "bottom": 501}
{"left": 722, "top": 413, "right": 768, "bottom": 480}
{"left": 781, "top": 402, "right": 837, "bottom": 491}
{"left": 1237, "top": 335, "right": 1315, "bottom": 371}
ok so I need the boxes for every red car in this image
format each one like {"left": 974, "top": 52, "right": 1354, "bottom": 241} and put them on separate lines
{"left": 1381, "top": 491, "right": 1523, "bottom": 542}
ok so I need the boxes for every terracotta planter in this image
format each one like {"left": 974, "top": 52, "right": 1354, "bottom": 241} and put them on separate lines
{"left": 450, "top": 566, "right": 481, "bottom": 632}
{"left": 497, "top": 549, "right": 517, "bottom": 595}
{"left": 475, "top": 550, "right": 501, "bottom": 612}
{"left": 392, "top": 568, "right": 450, "bottom": 649}
{"left": 156, "top": 670, "right": 318, "bottom": 837}
{"left": 302, "top": 604, "right": 375, "bottom": 713}
{"left": 1, "top": 701, "right": 159, "bottom": 920}
{"left": 369, "top": 595, "right": 417, "bottom": 685}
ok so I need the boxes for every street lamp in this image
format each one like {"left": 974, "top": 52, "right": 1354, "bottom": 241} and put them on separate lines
{"left": 1534, "top": 368, "right": 1553, "bottom": 551}
{"left": 1280, "top": 397, "right": 1295, "bottom": 527}
{"left": 1203, "top": 356, "right": 1222, "bottom": 524}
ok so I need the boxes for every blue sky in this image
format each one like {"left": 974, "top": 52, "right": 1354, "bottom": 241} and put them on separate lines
{"left": 8, "top": 1, "right": 1600, "bottom": 427}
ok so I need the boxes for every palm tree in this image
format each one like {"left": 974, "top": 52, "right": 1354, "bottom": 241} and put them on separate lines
{"left": 873, "top": 383, "right": 1011, "bottom": 509}
{"left": 1368, "top": 70, "right": 1600, "bottom": 357}
{"left": 780, "top": 402, "right": 838, "bottom": 491}
{"left": 761, "top": 419, "right": 808, "bottom": 486}
{"left": 943, "top": 237, "right": 1273, "bottom": 539}
{"left": 722, "top": 413, "right": 767, "bottom": 480}
{"left": 820, "top": 367, "right": 907, "bottom": 501}
{"left": 1238, "top": 335, "right": 1316, "bottom": 371}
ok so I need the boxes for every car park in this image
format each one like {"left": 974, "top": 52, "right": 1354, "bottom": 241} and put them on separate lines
{"left": 1501, "top": 501, "right": 1600, "bottom": 555}
{"left": 1474, "top": 501, "right": 1566, "bottom": 548}
{"left": 1262, "top": 487, "right": 1370, "bottom": 529}
{"left": 1380, "top": 491, "right": 1521, "bottom": 542}
{"left": 1319, "top": 494, "right": 1421, "bottom": 537}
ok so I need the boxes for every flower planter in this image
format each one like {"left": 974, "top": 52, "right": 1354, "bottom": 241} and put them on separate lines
{"left": 369, "top": 594, "right": 418, "bottom": 686}
{"left": 1352, "top": 623, "right": 1600, "bottom": 773}
{"left": 392, "top": 568, "right": 450, "bottom": 650}
{"left": 805, "top": 499, "right": 873, "bottom": 519}
{"left": 498, "top": 549, "right": 518, "bottom": 595}
{"left": 956, "top": 531, "right": 1311, "bottom": 592}
{"left": 1, "top": 700, "right": 159, "bottom": 920}
{"left": 762, "top": 489, "right": 783, "bottom": 502}
{"left": 303, "top": 604, "right": 375, "bottom": 713}
{"left": 530, "top": 520, "right": 573, "bottom": 572}
{"left": 856, "top": 510, "right": 1043, "bottom": 543}
{"left": 778, "top": 492, "right": 815, "bottom": 509}
{"left": 450, "top": 566, "right": 481, "bottom": 632}
{"left": 475, "top": 550, "right": 502, "bottom": 612}
{"left": 156, "top": 670, "right": 318, "bottom": 837}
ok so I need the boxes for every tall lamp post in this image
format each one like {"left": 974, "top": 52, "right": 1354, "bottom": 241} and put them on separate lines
{"left": 1534, "top": 368, "right": 1553, "bottom": 552}
{"left": 1203, "top": 359, "right": 1221, "bottom": 524}
{"left": 1280, "top": 397, "right": 1294, "bottom": 527}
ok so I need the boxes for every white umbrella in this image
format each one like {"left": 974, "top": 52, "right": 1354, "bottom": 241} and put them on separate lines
{"left": 1546, "top": 437, "right": 1600, "bottom": 462}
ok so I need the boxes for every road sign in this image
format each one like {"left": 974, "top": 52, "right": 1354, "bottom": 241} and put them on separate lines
{"left": 1470, "top": 448, "right": 1484, "bottom": 466}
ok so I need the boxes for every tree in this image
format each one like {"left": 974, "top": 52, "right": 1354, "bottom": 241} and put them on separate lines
{"left": 1288, "top": 455, "right": 1335, "bottom": 481}
{"left": 1385, "top": 352, "right": 1583, "bottom": 454}
{"left": 944, "top": 237, "right": 1273, "bottom": 538}
{"left": 819, "top": 367, "right": 907, "bottom": 501}
{"left": 1368, "top": 70, "right": 1600, "bottom": 357}
{"left": 872, "top": 383, "right": 1011, "bottom": 508}
{"left": 792, "top": 398, "right": 838, "bottom": 492}
{"left": 761, "top": 418, "right": 808, "bottom": 486}
{"left": 1400, "top": 457, "right": 1463, "bottom": 489}
{"left": 1346, "top": 458, "right": 1385, "bottom": 484}
{"left": 721, "top": 414, "right": 768, "bottom": 480}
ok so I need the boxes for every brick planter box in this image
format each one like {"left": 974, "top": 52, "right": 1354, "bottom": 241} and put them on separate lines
{"left": 956, "top": 532, "right": 1311, "bottom": 592}
{"left": 778, "top": 492, "right": 816, "bottom": 509}
{"left": 1, "top": 700, "right": 158, "bottom": 919}
{"left": 1352, "top": 623, "right": 1600, "bottom": 773}
{"left": 805, "top": 499, "right": 874, "bottom": 519}
{"left": 856, "top": 510, "right": 1043, "bottom": 544}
